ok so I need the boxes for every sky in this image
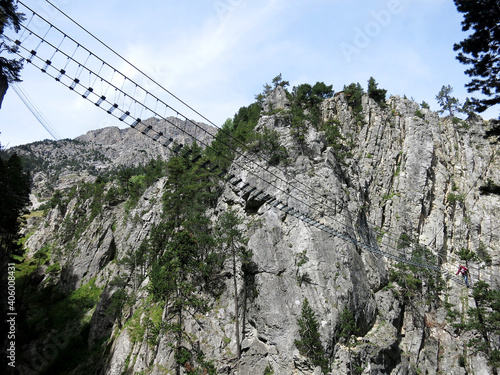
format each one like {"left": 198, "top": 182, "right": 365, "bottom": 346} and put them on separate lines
{"left": 1, "top": 0, "right": 498, "bottom": 147}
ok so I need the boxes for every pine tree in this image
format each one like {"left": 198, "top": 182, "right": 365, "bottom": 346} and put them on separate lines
{"left": 216, "top": 209, "right": 249, "bottom": 359}
{"left": 463, "top": 281, "right": 500, "bottom": 369}
{"left": 339, "top": 306, "right": 357, "bottom": 375}
{"left": 0, "top": 0, "right": 25, "bottom": 107}
{"left": 343, "top": 82, "right": 365, "bottom": 125}
{"left": 162, "top": 147, "right": 216, "bottom": 233}
{"left": 289, "top": 82, "right": 333, "bottom": 153}
{"left": 453, "top": 0, "right": 500, "bottom": 114}
{"left": 149, "top": 230, "right": 209, "bottom": 375}
{"left": 148, "top": 150, "right": 220, "bottom": 375}
{"left": 0, "top": 151, "right": 31, "bottom": 258}
{"left": 436, "top": 85, "right": 462, "bottom": 117}
{"left": 272, "top": 73, "right": 289, "bottom": 89}
{"left": 421, "top": 101, "right": 430, "bottom": 109}
{"left": 294, "top": 298, "right": 328, "bottom": 373}
{"left": 367, "top": 77, "right": 387, "bottom": 106}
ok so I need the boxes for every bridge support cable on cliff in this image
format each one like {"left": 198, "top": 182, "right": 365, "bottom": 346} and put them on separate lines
{"left": 5, "top": 3, "right": 474, "bottom": 287}
{"left": 11, "top": 81, "right": 61, "bottom": 140}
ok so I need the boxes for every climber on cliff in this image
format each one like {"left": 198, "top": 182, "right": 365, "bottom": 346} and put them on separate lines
{"left": 456, "top": 264, "right": 469, "bottom": 287}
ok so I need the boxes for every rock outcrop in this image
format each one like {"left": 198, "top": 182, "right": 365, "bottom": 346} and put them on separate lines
{"left": 17, "top": 90, "right": 499, "bottom": 374}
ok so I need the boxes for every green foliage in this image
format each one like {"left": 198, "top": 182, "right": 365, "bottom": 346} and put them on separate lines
{"left": 33, "top": 242, "right": 52, "bottom": 267}
{"left": 106, "top": 288, "right": 129, "bottom": 327}
{"left": 343, "top": 82, "right": 365, "bottom": 125}
{"left": 321, "top": 119, "right": 354, "bottom": 162}
{"left": 126, "top": 307, "right": 147, "bottom": 344}
{"left": 145, "top": 303, "right": 164, "bottom": 347}
{"left": 174, "top": 347, "right": 217, "bottom": 375}
{"left": 294, "top": 298, "right": 328, "bottom": 373}
{"left": 118, "top": 245, "right": 148, "bottom": 290}
{"left": 458, "top": 281, "right": 500, "bottom": 367}
{"left": 148, "top": 162, "right": 221, "bottom": 375}
{"left": 120, "top": 156, "right": 168, "bottom": 211}
{"left": 104, "top": 185, "right": 121, "bottom": 206}
{"left": 0, "top": 0, "right": 25, "bottom": 84}
{"left": 217, "top": 209, "right": 249, "bottom": 260}
{"left": 255, "top": 73, "right": 290, "bottom": 104}
{"left": 216, "top": 209, "right": 250, "bottom": 358}
{"left": 338, "top": 306, "right": 357, "bottom": 343}
{"left": 290, "top": 105, "right": 309, "bottom": 152}
{"left": 453, "top": 0, "right": 500, "bottom": 114}
{"left": 476, "top": 241, "right": 492, "bottom": 265}
{"left": 39, "top": 189, "right": 63, "bottom": 214}
{"left": 461, "top": 97, "right": 476, "bottom": 117}
{"left": 46, "top": 262, "right": 61, "bottom": 274}
{"left": 53, "top": 278, "right": 102, "bottom": 325}
{"left": 288, "top": 81, "right": 334, "bottom": 153}
{"left": 389, "top": 265, "right": 422, "bottom": 300}
{"left": 263, "top": 363, "right": 275, "bottom": 375}
{"left": 397, "top": 232, "right": 412, "bottom": 249}
{"left": 312, "top": 81, "right": 335, "bottom": 99}
{"left": 420, "top": 101, "right": 430, "bottom": 109}
{"left": 37, "top": 322, "right": 106, "bottom": 375}
{"left": 436, "top": 85, "right": 462, "bottom": 116}
{"left": 295, "top": 249, "right": 308, "bottom": 268}
{"left": 457, "top": 248, "right": 477, "bottom": 262}
{"left": 205, "top": 103, "right": 261, "bottom": 170}
{"left": 251, "top": 127, "right": 289, "bottom": 166}
{"left": 149, "top": 230, "right": 205, "bottom": 303}
{"left": 367, "top": 77, "right": 387, "bottom": 106}
{"left": 16, "top": 271, "right": 102, "bottom": 350}
{"left": 0, "top": 151, "right": 32, "bottom": 258}
{"left": 447, "top": 192, "right": 465, "bottom": 204}
{"left": 458, "top": 354, "right": 467, "bottom": 367}
{"left": 231, "top": 103, "right": 262, "bottom": 144}
{"left": 161, "top": 150, "right": 217, "bottom": 233}
{"left": 414, "top": 108, "right": 425, "bottom": 119}
{"left": 389, "top": 239, "right": 444, "bottom": 304}
{"left": 272, "top": 73, "right": 290, "bottom": 89}
{"left": 105, "top": 274, "right": 136, "bottom": 328}
{"left": 322, "top": 119, "right": 344, "bottom": 147}
{"left": 479, "top": 179, "right": 500, "bottom": 196}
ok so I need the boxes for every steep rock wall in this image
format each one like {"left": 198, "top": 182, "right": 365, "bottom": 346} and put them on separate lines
{"left": 19, "top": 92, "right": 499, "bottom": 375}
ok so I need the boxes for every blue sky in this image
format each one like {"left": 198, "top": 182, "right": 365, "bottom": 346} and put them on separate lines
{"left": 1, "top": 0, "right": 498, "bottom": 147}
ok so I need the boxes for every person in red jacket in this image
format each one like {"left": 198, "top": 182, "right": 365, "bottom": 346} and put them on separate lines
{"left": 456, "top": 264, "right": 469, "bottom": 287}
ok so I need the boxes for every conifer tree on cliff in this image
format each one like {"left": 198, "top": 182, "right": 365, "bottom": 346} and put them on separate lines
{"left": 0, "top": 150, "right": 31, "bottom": 258}
{"left": 0, "top": 0, "right": 24, "bottom": 108}
{"left": 453, "top": 0, "right": 500, "bottom": 116}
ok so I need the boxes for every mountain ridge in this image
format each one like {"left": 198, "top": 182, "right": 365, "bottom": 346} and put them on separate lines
{"left": 9, "top": 116, "right": 216, "bottom": 200}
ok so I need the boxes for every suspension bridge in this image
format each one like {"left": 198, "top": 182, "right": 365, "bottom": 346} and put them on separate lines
{"left": 5, "top": 0, "right": 494, "bottom": 289}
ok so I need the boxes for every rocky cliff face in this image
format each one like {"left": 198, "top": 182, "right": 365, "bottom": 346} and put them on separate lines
{"left": 17, "top": 90, "right": 499, "bottom": 375}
